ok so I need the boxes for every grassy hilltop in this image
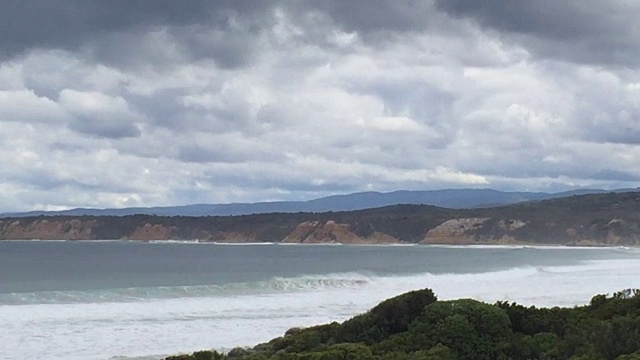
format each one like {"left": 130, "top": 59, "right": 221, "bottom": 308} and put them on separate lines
{"left": 166, "top": 288, "right": 640, "bottom": 360}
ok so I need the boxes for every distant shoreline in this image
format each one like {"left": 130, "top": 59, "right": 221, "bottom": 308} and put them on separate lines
{"left": 3, "top": 192, "right": 640, "bottom": 246}
{"left": 2, "top": 238, "right": 637, "bottom": 250}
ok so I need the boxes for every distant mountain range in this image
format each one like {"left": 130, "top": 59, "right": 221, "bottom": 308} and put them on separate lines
{"left": 3, "top": 188, "right": 637, "bottom": 218}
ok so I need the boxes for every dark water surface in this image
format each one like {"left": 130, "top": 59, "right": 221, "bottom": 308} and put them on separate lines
{"left": 1, "top": 241, "right": 634, "bottom": 293}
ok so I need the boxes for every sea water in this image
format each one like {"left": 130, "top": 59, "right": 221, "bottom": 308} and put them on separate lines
{"left": 0, "top": 241, "right": 639, "bottom": 360}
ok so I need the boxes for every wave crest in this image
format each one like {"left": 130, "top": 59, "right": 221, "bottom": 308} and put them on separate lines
{"left": 0, "top": 272, "right": 374, "bottom": 306}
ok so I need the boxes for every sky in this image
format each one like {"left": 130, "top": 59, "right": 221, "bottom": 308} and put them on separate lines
{"left": 1, "top": 0, "right": 640, "bottom": 212}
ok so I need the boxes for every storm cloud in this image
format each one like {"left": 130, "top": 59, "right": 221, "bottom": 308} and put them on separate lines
{"left": 1, "top": 1, "right": 639, "bottom": 212}
{"left": 435, "top": 0, "right": 640, "bottom": 66}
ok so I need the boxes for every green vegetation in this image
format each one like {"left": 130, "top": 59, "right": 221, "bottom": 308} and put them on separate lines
{"left": 166, "top": 288, "right": 640, "bottom": 360}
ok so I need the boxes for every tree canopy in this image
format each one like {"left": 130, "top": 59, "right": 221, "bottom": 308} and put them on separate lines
{"left": 166, "top": 288, "right": 640, "bottom": 360}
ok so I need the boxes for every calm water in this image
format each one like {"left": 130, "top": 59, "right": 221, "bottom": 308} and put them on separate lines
{"left": 1, "top": 241, "right": 639, "bottom": 360}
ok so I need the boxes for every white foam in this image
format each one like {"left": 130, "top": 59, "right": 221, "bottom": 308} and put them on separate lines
{"left": 276, "top": 242, "right": 343, "bottom": 246}
{"left": 2, "top": 258, "right": 639, "bottom": 360}
{"left": 0, "top": 272, "right": 375, "bottom": 305}
{"left": 423, "top": 244, "right": 613, "bottom": 250}
{"left": 210, "top": 242, "right": 278, "bottom": 246}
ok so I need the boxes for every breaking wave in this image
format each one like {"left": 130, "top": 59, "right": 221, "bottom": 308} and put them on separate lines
{"left": 4, "top": 257, "right": 637, "bottom": 307}
{"left": 0, "top": 272, "right": 375, "bottom": 306}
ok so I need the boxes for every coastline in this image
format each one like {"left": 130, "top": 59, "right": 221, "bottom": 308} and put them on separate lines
{"left": 4, "top": 192, "right": 640, "bottom": 247}
{"left": 2, "top": 237, "right": 638, "bottom": 249}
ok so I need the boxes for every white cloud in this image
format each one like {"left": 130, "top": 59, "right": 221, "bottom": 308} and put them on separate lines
{"left": 1, "top": 1, "right": 640, "bottom": 212}
{"left": 58, "top": 89, "right": 142, "bottom": 138}
{"left": 59, "top": 89, "right": 130, "bottom": 115}
{"left": 357, "top": 116, "right": 423, "bottom": 132}
{"left": 0, "top": 89, "right": 66, "bottom": 124}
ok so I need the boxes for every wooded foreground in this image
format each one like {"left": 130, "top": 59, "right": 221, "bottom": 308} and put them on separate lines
{"left": 166, "top": 287, "right": 640, "bottom": 360}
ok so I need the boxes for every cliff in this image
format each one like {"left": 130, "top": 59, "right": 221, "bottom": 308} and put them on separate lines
{"left": 3, "top": 191, "right": 640, "bottom": 246}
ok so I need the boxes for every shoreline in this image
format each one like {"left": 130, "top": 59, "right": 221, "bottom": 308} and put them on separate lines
{"left": 1, "top": 238, "right": 638, "bottom": 250}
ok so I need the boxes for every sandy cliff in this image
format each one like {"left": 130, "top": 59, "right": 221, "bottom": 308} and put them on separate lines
{"left": 0, "top": 218, "right": 95, "bottom": 240}
{"left": 282, "top": 220, "right": 398, "bottom": 244}
{"left": 422, "top": 218, "right": 490, "bottom": 244}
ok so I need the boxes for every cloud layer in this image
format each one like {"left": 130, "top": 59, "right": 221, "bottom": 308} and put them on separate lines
{"left": 1, "top": 1, "right": 639, "bottom": 211}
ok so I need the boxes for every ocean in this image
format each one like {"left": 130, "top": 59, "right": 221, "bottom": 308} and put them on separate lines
{"left": 1, "top": 241, "right": 639, "bottom": 360}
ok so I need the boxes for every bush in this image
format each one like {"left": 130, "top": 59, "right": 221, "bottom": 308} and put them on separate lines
{"left": 410, "top": 299, "right": 512, "bottom": 360}
{"left": 336, "top": 288, "right": 438, "bottom": 344}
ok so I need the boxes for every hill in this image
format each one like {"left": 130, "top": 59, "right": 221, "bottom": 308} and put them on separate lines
{"left": 1, "top": 188, "right": 629, "bottom": 218}
{"left": 2, "top": 191, "right": 640, "bottom": 246}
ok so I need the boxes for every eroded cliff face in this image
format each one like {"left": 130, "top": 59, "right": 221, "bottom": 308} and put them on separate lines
{"left": 0, "top": 218, "right": 96, "bottom": 240}
{"left": 418, "top": 216, "right": 640, "bottom": 246}
{"left": 421, "top": 218, "right": 530, "bottom": 245}
{"left": 283, "top": 220, "right": 399, "bottom": 244}
{"left": 127, "top": 224, "right": 175, "bottom": 240}
{"left": 422, "top": 218, "right": 490, "bottom": 244}
{"left": 0, "top": 218, "right": 402, "bottom": 243}
{"left": 0, "top": 218, "right": 265, "bottom": 242}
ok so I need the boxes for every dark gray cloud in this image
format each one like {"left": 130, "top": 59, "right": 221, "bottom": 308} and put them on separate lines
{"left": 69, "top": 116, "right": 141, "bottom": 139}
{"left": 578, "top": 112, "right": 640, "bottom": 146}
{"left": 591, "top": 170, "right": 640, "bottom": 182}
{"left": 435, "top": 0, "right": 640, "bottom": 66}
{"left": 176, "top": 139, "right": 281, "bottom": 164}
{"left": 436, "top": 1, "right": 605, "bottom": 39}
{"left": 0, "top": 0, "right": 277, "bottom": 68}
{"left": 81, "top": 16, "right": 270, "bottom": 70}
{"left": 305, "top": 0, "right": 434, "bottom": 34}
{"left": 5, "top": 1, "right": 639, "bottom": 68}
{"left": 1, "top": 1, "right": 444, "bottom": 68}
{"left": 1, "top": 1, "right": 202, "bottom": 57}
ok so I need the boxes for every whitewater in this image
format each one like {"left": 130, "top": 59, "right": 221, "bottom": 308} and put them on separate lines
{"left": 0, "top": 242, "right": 638, "bottom": 360}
